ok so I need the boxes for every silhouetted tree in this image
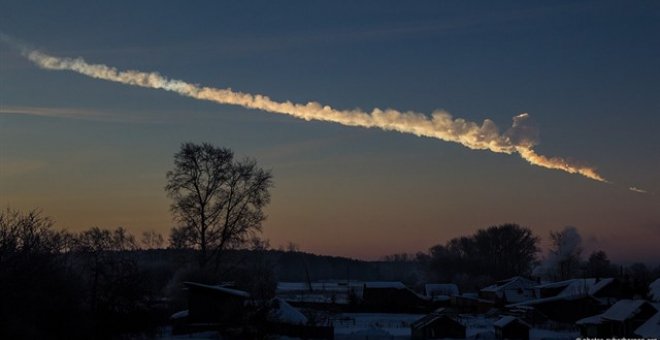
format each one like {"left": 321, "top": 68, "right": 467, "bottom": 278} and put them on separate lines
{"left": 381, "top": 252, "right": 424, "bottom": 287}
{"left": 653, "top": 265, "right": 660, "bottom": 280}
{"left": 426, "top": 224, "right": 539, "bottom": 285}
{"left": 473, "top": 224, "right": 540, "bottom": 278}
{"left": 236, "top": 238, "right": 277, "bottom": 301}
{"left": 0, "top": 208, "right": 82, "bottom": 339}
{"left": 286, "top": 241, "right": 300, "bottom": 252}
{"left": 141, "top": 230, "right": 164, "bottom": 249}
{"left": 626, "top": 262, "right": 651, "bottom": 297}
{"left": 165, "top": 143, "right": 273, "bottom": 268}
{"left": 74, "top": 226, "right": 149, "bottom": 334}
{"left": 585, "top": 250, "right": 615, "bottom": 278}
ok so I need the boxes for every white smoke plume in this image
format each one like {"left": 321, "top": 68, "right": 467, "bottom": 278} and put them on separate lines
{"left": 533, "top": 226, "right": 583, "bottom": 279}
{"left": 16, "top": 47, "right": 607, "bottom": 182}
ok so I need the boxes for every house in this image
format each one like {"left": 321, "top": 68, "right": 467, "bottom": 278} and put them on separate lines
{"left": 277, "top": 280, "right": 430, "bottom": 312}
{"left": 635, "top": 309, "right": 660, "bottom": 338}
{"left": 425, "top": 283, "right": 459, "bottom": 299}
{"left": 493, "top": 316, "right": 530, "bottom": 340}
{"left": 411, "top": 310, "right": 466, "bottom": 339}
{"left": 277, "top": 281, "right": 356, "bottom": 307}
{"left": 263, "top": 298, "right": 334, "bottom": 339}
{"left": 535, "top": 278, "right": 619, "bottom": 301}
{"left": 266, "top": 298, "right": 308, "bottom": 325}
{"left": 361, "top": 281, "right": 429, "bottom": 312}
{"left": 277, "top": 281, "right": 426, "bottom": 308}
{"left": 507, "top": 295, "right": 603, "bottom": 323}
{"left": 425, "top": 283, "right": 458, "bottom": 308}
{"left": 452, "top": 293, "right": 495, "bottom": 314}
{"left": 577, "top": 299, "right": 658, "bottom": 337}
{"left": 479, "top": 277, "right": 537, "bottom": 305}
{"left": 184, "top": 282, "right": 250, "bottom": 325}
{"left": 505, "top": 278, "right": 622, "bottom": 323}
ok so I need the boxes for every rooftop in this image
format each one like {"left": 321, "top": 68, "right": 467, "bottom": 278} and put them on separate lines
{"left": 635, "top": 310, "right": 660, "bottom": 338}
{"left": 184, "top": 282, "right": 250, "bottom": 298}
{"left": 601, "top": 299, "right": 651, "bottom": 322}
{"left": 493, "top": 315, "right": 530, "bottom": 328}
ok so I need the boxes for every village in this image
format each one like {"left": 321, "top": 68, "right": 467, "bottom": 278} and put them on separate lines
{"left": 168, "top": 276, "right": 660, "bottom": 339}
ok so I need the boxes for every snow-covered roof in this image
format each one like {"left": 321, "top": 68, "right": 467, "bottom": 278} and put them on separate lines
{"left": 493, "top": 316, "right": 529, "bottom": 328}
{"left": 601, "top": 299, "right": 649, "bottom": 322}
{"left": 281, "top": 282, "right": 354, "bottom": 291}
{"left": 364, "top": 281, "right": 406, "bottom": 289}
{"left": 481, "top": 277, "right": 536, "bottom": 293}
{"left": 649, "top": 279, "right": 660, "bottom": 302}
{"left": 184, "top": 282, "right": 250, "bottom": 298}
{"left": 431, "top": 295, "right": 451, "bottom": 302}
{"left": 425, "top": 283, "right": 459, "bottom": 297}
{"left": 277, "top": 281, "right": 406, "bottom": 292}
{"left": 412, "top": 310, "right": 461, "bottom": 329}
{"left": 576, "top": 299, "right": 656, "bottom": 326}
{"left": 589, "top": 278, "right": 614, "bottom": 295}
{"left": 503, "top": 287, "right": 536, "bottom": 303}
{"left": 455, "top": 293, "right": 494, "bottom": 304}
{"left": 412, "top": 315, "right": 438, "bottom": 329}
{"left": 576, "top": 314, "right": 605, "bottom": 325}
{"left": 281, "top": 293, "right": 351, "bottom": 305}
{"left": 277, "top": 282, "right": 350, "bottom": 292}
{"left": 536, "top": 279, "right": 578, "bottom": 289}
{"left": 536, "top": 278, "right": 614, "bottom": 298}
{"left": 635, "top": 310, "right": 660, "bottom": 338}
{"left": 268, "top": 298, "right": 308, "bottom": 325}
{"left": 506, "top": 292, "right": 593, "bottom": 308}
{"left": 555, "top": 279, "right": 591, "bottom": 297}
{"left": 507, "top": 278, "right": 614, "bottom": 307}
{"left": 169, "top": 309, "right": 189, "bottom": 320}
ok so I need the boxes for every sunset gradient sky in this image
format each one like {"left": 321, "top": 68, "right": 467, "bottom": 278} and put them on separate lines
{"left": 1, "top": 1, "right": 659, "bottom": 262}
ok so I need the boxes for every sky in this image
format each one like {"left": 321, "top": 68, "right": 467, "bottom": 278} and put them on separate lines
{"left": 1, "top": 0, "right": 659, "bottom": 263}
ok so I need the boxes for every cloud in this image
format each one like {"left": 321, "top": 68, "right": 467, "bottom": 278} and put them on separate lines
{"left": 0, "top": 105, "right": 170, "bottom": 124}
{"left": 1, "top": 105, "right": 106, "bottom": 120}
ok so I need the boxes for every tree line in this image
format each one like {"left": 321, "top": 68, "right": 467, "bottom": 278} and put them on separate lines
{"left": 391, "top": 224, "right": 659, "bottom": 294}
{"left": 0, "top": 209, "right": 151, "bottom": 338}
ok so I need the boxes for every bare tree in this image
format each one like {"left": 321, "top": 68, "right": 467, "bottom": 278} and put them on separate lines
{"left": 141, "top": 230, "right": 164, "bottom": 249}
{"left": 165, "top": 143, "right": 273, "bottom": 268}
{"left": 75, "top": 227, "right": 141, "bottom": 313}
{"left": 0, "top": 208, "right": 75, "bottom": 265}
{"left": 585, "top": 250, "right": 615, "bottom": 278}
{"left": 0, "top": 208, "right": 81, "bottom": 338}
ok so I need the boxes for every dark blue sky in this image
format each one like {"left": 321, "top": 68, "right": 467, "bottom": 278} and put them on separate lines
{"left": 1, "top": 0, "right": 659, "bottom": 261}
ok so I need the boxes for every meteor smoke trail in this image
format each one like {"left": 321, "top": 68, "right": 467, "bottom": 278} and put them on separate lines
{"left": 18, "top": 47, "right": 607, "bottom": 182}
